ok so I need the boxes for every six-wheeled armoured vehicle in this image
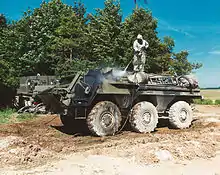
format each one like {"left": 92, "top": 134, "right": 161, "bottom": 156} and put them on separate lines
{"left": 36, "top": 68, "right": 202, "bottom": 136}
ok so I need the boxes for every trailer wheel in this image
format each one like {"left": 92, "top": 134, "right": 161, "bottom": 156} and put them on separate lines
{"left": 169, "top": 101, "right": 193, "bottom": 129}
{"left": 87, "top": 101, "right": 122, "bottom": 136}
{"left": 129, "top": 102, "right": 158, "bottom": 133}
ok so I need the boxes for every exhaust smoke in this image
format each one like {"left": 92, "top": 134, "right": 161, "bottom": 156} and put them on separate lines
{"left": 112, "top": 69, "right": 127, "bottom": 78}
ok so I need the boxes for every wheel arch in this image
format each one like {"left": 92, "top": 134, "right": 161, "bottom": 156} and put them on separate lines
{"left": 91, "top": 94, "right": 133, "bottom": 109}
{"left": 133, "top": 95, "right": 158, "bottom": 107}
{"left": 166, "top": 96, "right": 194, "bottom": 112}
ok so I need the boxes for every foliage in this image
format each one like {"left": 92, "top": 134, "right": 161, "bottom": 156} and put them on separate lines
{"left": 120, "top": 8, "right": 163, "bottom": 71}
{"left": 14, "top": 0, "right": 76, "bottom": 76}
{"left": 194, "top": 99, "right": 220, "bottom": 105}
{"left": 16, "top": 113, "right": 37, "bottom": 122}
{"left": 50, "top": 1, "right": 93, "bottom": 75}
{"left": 0, "top": 0, "right": 202, "bottom": 89}
{"left": 214, "top": 99, "right": 220, "bottom": 105}
{"left": 0, "top": 108, "right": 37, "bottom": 124}
{"left": 0, "top": 59, "right": 19, "bottom": 87}
{"left": 86, "top": 0, "right": 123, "bottom": 67}
{"left": 0, "top": 108, "right": 15, "bottom": 123}
{"left": 170, "top": 51, "right": 202, "bottom": 76}
{"left": 0, "top": 23, "right": 20, "bottom": 87}
{"left": 193, "top": 99, "right": 214, "bottom": 105}
{"left": 0, "top": 14, "right": 7, "bottom": 27}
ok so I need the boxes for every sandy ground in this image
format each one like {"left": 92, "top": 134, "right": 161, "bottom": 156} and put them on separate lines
{"left": 0, "top": 104, "right": 220, "bottom": 175}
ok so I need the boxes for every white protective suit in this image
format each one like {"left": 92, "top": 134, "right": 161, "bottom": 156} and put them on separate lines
{"left": 133, "top": 34, "right": 149, "bottom": 72}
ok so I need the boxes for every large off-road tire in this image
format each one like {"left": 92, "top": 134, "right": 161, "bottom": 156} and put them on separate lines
{"left": 168, "top": 101, "right": 193, "bottom": 129}
{"left": 87, "top": 101, "right": 122, "bottom": 136}
{"left": 129, "top": 101, "right": 158, "bottom": 133}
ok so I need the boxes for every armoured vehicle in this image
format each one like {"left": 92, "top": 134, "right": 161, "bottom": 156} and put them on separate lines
{"left": 15, "top": 75, "right": 59, "bottom": 113}
{"left": 36, "top": 67, "right": 202, "bottom": 136}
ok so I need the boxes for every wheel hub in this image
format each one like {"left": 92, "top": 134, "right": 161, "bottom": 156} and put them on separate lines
{"left": 142, "top": 112, "right": 152, "bottom": 125}
{"left": 179, "top": 110, "right": 188, "bottom": 122}
{"left": 101, "top": 112, "right": 115, "bottom": 128}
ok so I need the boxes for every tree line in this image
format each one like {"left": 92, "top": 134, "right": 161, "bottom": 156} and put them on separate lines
{"left": 0, "top": 0, "right": 202, "bottom": 89}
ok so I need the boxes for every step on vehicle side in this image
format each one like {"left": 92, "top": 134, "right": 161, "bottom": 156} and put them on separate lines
{"left": 37, "top": 68, "right": 202, "bottom": 136}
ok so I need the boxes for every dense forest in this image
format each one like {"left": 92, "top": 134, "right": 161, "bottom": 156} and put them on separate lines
{"left": 0, "top": 0, "right": 202, "bottom": 89}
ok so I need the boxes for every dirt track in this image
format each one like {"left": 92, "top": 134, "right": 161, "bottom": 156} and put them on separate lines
{"left": 0, "top": 105, "right": 220, "bottom": 174}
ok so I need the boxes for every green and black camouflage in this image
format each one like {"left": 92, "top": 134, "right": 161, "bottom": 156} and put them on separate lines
{"left": 34, "top": 67, "right": 202, "bottom": 136}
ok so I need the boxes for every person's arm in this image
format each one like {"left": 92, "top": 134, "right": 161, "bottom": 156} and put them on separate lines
{"left": 144, "top": 40, "right": 149, "bottom": 49}
{"left": 133, "top": 40, "right": 139, "bottom": 52}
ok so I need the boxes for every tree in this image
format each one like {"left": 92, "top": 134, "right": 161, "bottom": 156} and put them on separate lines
{"left": 119, "top": 8, "right": 171, "bottom": 72}
{"left": 0, "top": 18, "right": 19, "bottom": 87}
{"left": 11, "top": 0, "right": 78, "bottom": 76}
{"left": 119, "top": 7, "right": 201, "bottom": 75}
{"left": 170, "top": 51, "right": 202, "bottom": 75}
{"left": 0, "top": 0, "right": 202, "bottom": 89}
{"left": 0, "top": 14, "right": 7, "bottom": 28}
{"left": 50, "top": 2, "right": 93, "bottom": 76}
{"left": 86, "top": 0, "right": 123, "bottom": 67}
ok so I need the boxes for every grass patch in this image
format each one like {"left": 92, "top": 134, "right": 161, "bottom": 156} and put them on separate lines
{"left": 0, "top": 108, "right": 16, "bottom": 123}
{"left": 0, "top": 108, "right": 37, "bottom": 124}
{"left": 195, "top": 89, "right": 220, "bottom": 105}
{"left": 194, "top": 99, "right": 214, "bottom": 105}
{"left": 16, "top": 113, "right": 37, "bottom": 122}
{"left": 214, "top": 99, "right": 220, "bottom": 105}
{"left": 193, "top": 99, "right": 220, "bottom": 105}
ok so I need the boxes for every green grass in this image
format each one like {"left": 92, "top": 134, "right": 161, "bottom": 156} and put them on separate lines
{"left": 16, "top": 113, "right": 37, "bottom": 122}
{"left": 0, "top": 108, "right": 16, "bottom": 123}
{"left": 193, "top": 99, "right": 220, "bottom": 105}
{"left": 0, "top": 108, "right": 37, "bottom": 124}
{"left": 193, "top": 89, "right": 220, "bottom": 105}
{"left": 214, "top": 99, "right": 220, "bottom": 105}
{"left": 193, "top": 99, "right": 214, "bottom": 105}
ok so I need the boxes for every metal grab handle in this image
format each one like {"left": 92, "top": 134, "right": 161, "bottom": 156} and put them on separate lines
{"left": 79, "top": 80, "right": 91, "bottom": 94}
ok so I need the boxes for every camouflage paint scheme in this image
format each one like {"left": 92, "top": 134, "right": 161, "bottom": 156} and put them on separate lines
{"left": 36, "top": 68, "right": 202, "bottom": 119}
{"left": 16, "top": 75, "right": 59, "bottom": 113}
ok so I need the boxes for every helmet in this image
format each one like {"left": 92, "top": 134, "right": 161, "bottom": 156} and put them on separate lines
{"left": 137, "top": 34, "right": 143, "bottom": 40}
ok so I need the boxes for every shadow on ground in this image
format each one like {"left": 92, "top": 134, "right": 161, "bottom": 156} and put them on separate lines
{"left": 50, "top": 118, "right": 189, "bottom": 137}
{"left": 50, "top": 120, "right": 90, "bottom": 137}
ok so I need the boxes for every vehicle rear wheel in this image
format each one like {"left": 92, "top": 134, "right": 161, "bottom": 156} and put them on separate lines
{"left": 168, "top": 101, "right": 193, "bottom": 129}
{"left": 87, "top": 101, "right": 122, "bottom": 136}
{"left": 129, "top": 101, "right": 158, "bottom": 133}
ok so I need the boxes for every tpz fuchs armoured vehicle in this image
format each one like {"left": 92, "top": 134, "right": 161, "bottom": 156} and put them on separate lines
{"left": 36, "top": 68, "right": 202, "bottom": 136}
{"left": 15, "top": 75, "right": 59, "bottom": 113}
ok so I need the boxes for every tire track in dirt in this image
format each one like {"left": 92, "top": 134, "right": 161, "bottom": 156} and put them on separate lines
{"left": 0, "top": 105, "right": 220, "bottom": 170}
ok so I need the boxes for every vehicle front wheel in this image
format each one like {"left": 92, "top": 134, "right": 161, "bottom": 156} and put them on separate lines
{"left": 168, "top": 101, "right": 193, "bottom": 129}
{"left": 87, "top": 101, "right": 122, "bottom": 136}
{"left": 129, "top": 101, "right": 158, "bottom": 133}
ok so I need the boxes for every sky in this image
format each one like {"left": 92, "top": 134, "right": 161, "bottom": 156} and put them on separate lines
{"left": 0, "top": 0, "right": 220, "bottom": 87}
